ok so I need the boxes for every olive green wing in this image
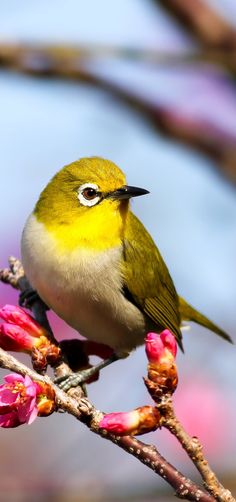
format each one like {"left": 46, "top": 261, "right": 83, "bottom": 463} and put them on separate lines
{"left": 122, "top": 212, "right": 183, "bottom": 347}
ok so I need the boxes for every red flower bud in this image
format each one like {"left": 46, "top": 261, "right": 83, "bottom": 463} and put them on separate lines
{"left": 99, "top": 406, "right": 160, "bottom": 436}
{"left": 0, "top": 305, "right": 46, "bottom": 338}
{"left": 0, "top": 323, "right": 35, "bottom": 352}
{"left": 160, "top": 329, "right": 177, "bottom": 357}
{"left": 0, "top": 305, "right": 61, "bottom": 371}
{"left": 145, "top": 330, "right": 177, "bottom": 366}
{"left": 0, "top": 323, "right": 50, "bottom": 355}
{"left": 145, "top": 330, "right": 178, "bottom": 399}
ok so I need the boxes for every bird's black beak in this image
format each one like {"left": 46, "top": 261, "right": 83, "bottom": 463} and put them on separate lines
{"left": 107, "top": 185, "right": 149, "bottom": 200}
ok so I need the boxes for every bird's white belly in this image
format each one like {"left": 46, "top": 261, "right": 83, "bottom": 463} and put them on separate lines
{"left": 21, "top": 215, "right": 146, "bottom": 353}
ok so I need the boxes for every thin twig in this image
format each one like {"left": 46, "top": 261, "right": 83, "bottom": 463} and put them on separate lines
{"left": 161, "top": 401, "right": 235, "bottom": 502}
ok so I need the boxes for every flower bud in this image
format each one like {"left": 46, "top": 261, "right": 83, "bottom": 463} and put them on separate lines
{"left": 0, "top": 305, "right": 61, "bottom": 372}
{"left": 99, "top": 405, "right": 160, "bottom": 436}
{"left": 0, "top": 304, "right": 46, "bottom": 338}
{"left": 145, "top": 330, "right": 177, "bottom": 366}
{"left": 0, "top": 323, "right": 35, "bottom": 352}
{"left": 160, "top": 329, "right": 177, "bottom": 358}
{"left": 31, "top": 343, "right": 62, "bottom": 374}
{"left": 145, "top": 330, "right": 178, "bottom": 399}
{"left": 0, "top": 323, "right": 51, "bottom": 355}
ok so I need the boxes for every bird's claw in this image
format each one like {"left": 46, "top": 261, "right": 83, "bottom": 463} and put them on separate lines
{"left": 54, "top": 368, "right": 96, "bottom": 392}
{"left": 54, "top": 352, "right": 119, "bottom": 392}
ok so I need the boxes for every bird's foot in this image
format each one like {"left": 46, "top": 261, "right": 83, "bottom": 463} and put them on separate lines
{"left": 54, "top": 353, "right": 119, "bottom": 392}
{"left": 19, "top": 287, "right": 49, "bottom": 310}
{"left": 55, "top": 369, "right": 93, "bottom": 392}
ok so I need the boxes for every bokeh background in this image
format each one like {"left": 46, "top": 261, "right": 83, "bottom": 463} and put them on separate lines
{"left": 0, "top": 1, "right": 236, "bottom": 500}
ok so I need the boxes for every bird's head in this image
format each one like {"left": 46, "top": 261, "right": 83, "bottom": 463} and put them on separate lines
{"left": 34, "top": 157, "right": 149, "bottom": 251}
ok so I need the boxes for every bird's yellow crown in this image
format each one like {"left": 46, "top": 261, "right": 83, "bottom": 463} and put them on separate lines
{"left": 34, "top": 157, "right": 128, "bottom": 252}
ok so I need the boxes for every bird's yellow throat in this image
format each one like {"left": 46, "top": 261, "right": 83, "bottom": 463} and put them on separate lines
{"left": 34, "top": 199, "right": 129, "bottom": 253}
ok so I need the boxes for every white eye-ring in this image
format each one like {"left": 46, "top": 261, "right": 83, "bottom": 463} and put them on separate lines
{"left": 77, "top": 183, "right": 101, "bottom": 207}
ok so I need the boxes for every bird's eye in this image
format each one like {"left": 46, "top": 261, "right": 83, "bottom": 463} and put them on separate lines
{"left": 77, "top": 183, "right": 101, "bottom": 207}
{"left": 82, "top": 187, "right": 97, "bottom": 200}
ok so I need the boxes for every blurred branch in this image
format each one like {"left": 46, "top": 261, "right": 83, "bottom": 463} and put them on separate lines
{"left": 1, "top": 40, "right": 235, "bottom": 66}
{"left": 152, "top": 1, "right": 236, "bottom": 75}
{"left": 154, "top": 0, "right": 236, "bottom": 51}
{"left": 1, "top": 258, "right": 235, "bottom": 501}
{"left": 0, "top": 42, "right": 235, "bottom": 185}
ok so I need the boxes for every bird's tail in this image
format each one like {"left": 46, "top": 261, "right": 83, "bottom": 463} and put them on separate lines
{"left": 179, "top": 297, "right": 233, "bottom": 343}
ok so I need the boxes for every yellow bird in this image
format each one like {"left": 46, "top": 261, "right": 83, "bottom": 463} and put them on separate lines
{"left": 21, "top": 157, "right": 231, "bottom": 388}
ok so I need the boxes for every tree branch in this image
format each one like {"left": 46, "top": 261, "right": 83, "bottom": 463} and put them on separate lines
{"left": 161, "top": 401, "right": 234, "bottom": 502}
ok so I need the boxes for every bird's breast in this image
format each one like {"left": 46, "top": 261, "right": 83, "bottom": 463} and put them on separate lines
{"left": 21, "top": 214, "right": 146, "bottom": 353}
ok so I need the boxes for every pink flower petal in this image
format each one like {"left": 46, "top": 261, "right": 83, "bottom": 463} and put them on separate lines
{"left": 26, "top": 404, "right": 38, "bottom": 425}
{"left": 4, "top": 373, "right": 24, "bottom": 384}
{"left": 160, "top": 329, "right": 177, "bottom": 357}
{"left": 0, "top": 411, "right": 20, "bottom": 428}
{"left": 17, "top": 397, "right": 36, "bottom": 423}
{"left": 145, "top": 332, "right": 164, "bottom": 363}
{"left": 24, "top": 375, "right": 38, "bottom": 395}
{"left": 0, "top": 388, "right": 18, "bottom": 406}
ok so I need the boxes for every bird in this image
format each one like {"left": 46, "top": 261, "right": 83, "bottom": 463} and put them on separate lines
{"left": 21, "top": 157, "right": 232, "bottom": 387}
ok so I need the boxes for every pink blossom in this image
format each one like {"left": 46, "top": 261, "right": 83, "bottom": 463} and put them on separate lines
{"left": 0, "top": 373, "right": 40, "bottom": 427}
{"left": 145, "top": 330, "right": 177, "bottom": 365}
{"left": 0, "top": 305, "right": 45, "bottom": 338}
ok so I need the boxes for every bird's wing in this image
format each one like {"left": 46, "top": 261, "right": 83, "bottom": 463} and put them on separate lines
{"left": 122, "top": 211, "right": 182, "bottom": 345}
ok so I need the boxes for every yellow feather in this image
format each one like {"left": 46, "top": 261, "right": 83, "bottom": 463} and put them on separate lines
{"left": 41, "top": 199, "right": 128, "bottom": 252}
